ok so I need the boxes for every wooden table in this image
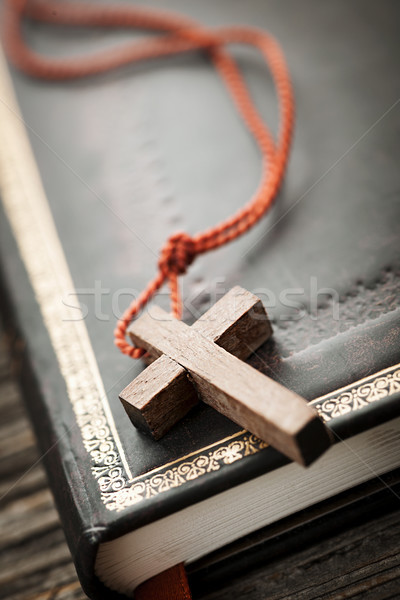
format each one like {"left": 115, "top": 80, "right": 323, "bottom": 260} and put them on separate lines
{"left": 1, "top": 328, "right": 399, "bottom": 600}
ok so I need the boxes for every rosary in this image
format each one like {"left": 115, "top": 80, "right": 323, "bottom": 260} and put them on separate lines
{"left": 4, "top": 0, "right": 332, "bottom": 465}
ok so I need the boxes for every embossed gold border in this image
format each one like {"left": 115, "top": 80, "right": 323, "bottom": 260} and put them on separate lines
{"left": 99, "top": 363, "right": 400, "bottom": 511}
{"left": 0, "top": 48, "right": 133, "bottom": 481}
{"left": 1, "top": 47, "right": 399, "bottom": 513}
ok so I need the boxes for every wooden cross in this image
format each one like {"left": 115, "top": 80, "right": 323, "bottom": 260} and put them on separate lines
{"left": 120, "top": 287, "right": 332, "bottom": 466}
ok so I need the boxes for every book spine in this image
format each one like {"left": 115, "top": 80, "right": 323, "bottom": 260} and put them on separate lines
{"left": 0, "top": 260, "right": 120, "bottom": 599}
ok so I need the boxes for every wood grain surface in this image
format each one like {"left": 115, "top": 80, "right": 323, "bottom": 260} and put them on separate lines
{"left": 128, "top": 304, "right": 331, "bottom": 465}
{"left": 121, "top": 286, "right": 273, "bottom": 440}
{"left": 1, "top": 326, "right": 400, "bottom": 600}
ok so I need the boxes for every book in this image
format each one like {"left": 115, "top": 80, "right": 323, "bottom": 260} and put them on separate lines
{"left": 1, "top": 1, "right": 400, "bottom": 598}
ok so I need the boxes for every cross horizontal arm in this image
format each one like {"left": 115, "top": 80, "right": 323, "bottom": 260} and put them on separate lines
{"left": 128, "top": 306, "right": 332, "bottom": 465}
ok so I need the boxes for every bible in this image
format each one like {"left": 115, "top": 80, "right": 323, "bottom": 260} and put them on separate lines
{"left": 1, "top": 1, "right": 400, "bottom": 598}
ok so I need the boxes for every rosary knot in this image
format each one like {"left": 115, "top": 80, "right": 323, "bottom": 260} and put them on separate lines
{"left": 158, "top": 232, "right": 196, "bottom": 277}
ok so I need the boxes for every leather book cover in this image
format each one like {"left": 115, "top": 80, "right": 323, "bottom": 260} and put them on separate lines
{"left": 0, "top": 1, "right": 399, "bottom": 598}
